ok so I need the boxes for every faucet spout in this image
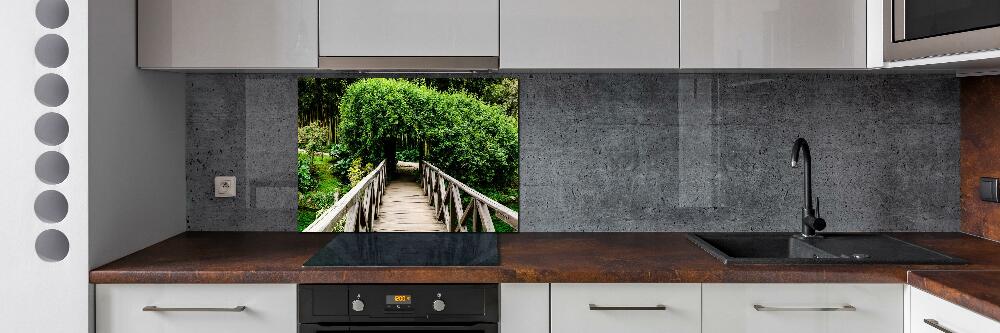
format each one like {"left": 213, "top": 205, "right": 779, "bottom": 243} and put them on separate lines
{"left": 791, "top": 138, "right": 825, "bottom": 237}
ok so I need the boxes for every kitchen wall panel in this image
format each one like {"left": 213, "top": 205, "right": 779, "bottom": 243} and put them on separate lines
{"left": 186, "top": 75, "right": 298, "bottom": 231}
{"left": 185, "top": 73, "right": 960, "bottom": 232}
{"left": 959, "top": 76, "right": 1000, "bottom": 242}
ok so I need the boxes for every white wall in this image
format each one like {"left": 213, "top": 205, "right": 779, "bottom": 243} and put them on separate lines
{"left": 88, "top": 0, "right": 186, "bottom": 269}
{"left": 0, "top": 0, "right": 90, "bottom": 331}
{"left": 0, "top": 0, "right": 185, "bottom": 331}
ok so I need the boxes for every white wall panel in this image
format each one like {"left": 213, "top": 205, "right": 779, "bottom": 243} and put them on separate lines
{"left": 0, "top": 0, "right": 89, "bottom": 331}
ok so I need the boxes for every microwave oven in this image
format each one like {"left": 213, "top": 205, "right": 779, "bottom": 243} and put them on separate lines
{"left": 884, "top": 0, "right": 1000, "bottom": 61}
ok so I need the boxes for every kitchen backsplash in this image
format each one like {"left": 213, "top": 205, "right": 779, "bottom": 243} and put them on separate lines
{"left": 960, "top": 76, "right": 1000, "bottom": 242}
{"left": 186, "top": 73, "right": 960, "bottom": 232}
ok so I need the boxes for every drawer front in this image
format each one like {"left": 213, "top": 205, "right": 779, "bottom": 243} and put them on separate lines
{"left": 500, "top": 284, "right": 548, "bottom": 333}
{"left": 551, "top": 283, "right": 701, "bottom": 333}
{"left": 910, "top": 287, "right": 1000, "bottom": 333}
{"left": 96, "top": 284, "right": 297, "bottom": 333}
{"left": 703, "top": 283, "right": 903, "bottom": 333}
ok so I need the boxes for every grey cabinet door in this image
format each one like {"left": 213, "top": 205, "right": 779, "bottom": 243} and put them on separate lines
{"left": 681, "top": 0, "right": 869, "bottom": 69}
{"left": 319, "top": 0, "right": 499, "bottom": 57}
{"left": 138, "top": 0, "right": 318, "bottom": 69}
{"left": 501, "top": 0, "right": 680, "bottom": 69}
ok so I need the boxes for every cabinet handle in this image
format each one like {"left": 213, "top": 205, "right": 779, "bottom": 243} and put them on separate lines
{"left": 142, "top": 306, "right": 247, "bottom": 312}
{"left": 753, "top": 304, "right": 856, "bottom": 312}
{"left": 588, "top": 304, "right": 667, "bottom": 311}
{"left": 923, "top": 319, "right": 955, "bottom": 333}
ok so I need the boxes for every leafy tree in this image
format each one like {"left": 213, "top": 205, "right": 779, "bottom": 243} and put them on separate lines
{"left": 297, "top": 153, "right": 317, "bottom": 193}
{"left": 298, "top": 122, "right": 331, "bottom": 153}
{"left": 338, "top": 78, "right": 518, "bottom": 189}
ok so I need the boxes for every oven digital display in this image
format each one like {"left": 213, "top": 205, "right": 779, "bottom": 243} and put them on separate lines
{"left": 386, "top": 295, "right": 412, "bottom": 305}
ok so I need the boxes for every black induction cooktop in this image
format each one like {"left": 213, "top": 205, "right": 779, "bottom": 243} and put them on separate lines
{"left": 303, "top": 233, "right": 499, "bottom": 266}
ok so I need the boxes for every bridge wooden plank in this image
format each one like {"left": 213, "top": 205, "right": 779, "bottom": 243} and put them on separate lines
{"left": 374, "top": 165, "right": 447, "bottom": 232}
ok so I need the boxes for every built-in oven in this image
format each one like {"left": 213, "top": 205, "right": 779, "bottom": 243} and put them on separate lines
{"left": 885, "top": 0, "right": 1000, "bottom": 61}
{"left": 299, "top": 284, "right": 498, "bottom": 333}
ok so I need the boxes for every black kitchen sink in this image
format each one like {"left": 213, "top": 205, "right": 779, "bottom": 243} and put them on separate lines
{"left": 687, "top": 233, "right": 966, "bottom": 265}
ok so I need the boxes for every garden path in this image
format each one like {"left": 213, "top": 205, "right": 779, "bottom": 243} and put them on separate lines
{"left": 373, "top": 163, "right": 446, "bottom": 232}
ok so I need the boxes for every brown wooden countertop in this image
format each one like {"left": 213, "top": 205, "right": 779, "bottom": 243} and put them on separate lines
{"left": 908, "top": 270, "right": 1000, "bottom": 323}
{"left": 90, "top": 232, "right": 1000, "bottom": 285}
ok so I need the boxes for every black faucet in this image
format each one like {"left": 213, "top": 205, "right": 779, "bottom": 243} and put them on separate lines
{"left": 791, "top": 138, "right": 826, "bottom": 238}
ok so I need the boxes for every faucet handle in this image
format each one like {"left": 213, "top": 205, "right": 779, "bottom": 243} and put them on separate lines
{"left": 815, "top": 196, "right": 820, "bottom": 218}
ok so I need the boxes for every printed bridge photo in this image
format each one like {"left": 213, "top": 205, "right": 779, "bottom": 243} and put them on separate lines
{"left": 296, "top": 78, "right": 519, "bottom": 233}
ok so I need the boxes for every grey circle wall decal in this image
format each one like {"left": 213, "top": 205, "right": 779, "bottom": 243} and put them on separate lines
{"left": 35, "top": 229, "right": 69, "bottom": 262}
{"left": 34, "top": 190, "right": 68, "bottom": 223}
{"left": 35, "top": 151, "right": 69, "bottom": 185}
{"left": 34, "top": 73, "right": 69, "bottom": 107}
{"left": 35, "top": 112, "right": 69, "bottom": 146}
{"left": 35, "top": 34, "right": 69, "bottom": 68}
{"left": 36, "top": 0, "right": 70, "bottom": 29}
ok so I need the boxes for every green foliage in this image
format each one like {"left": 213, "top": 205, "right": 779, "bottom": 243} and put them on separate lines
{"left": 331, "top": 158, "right": 352, "bottom": 180}
{"left": 479, "top": 78, "right": 519, "bottom": 117}
{"left": 395, "top": 148, "right": 420, "bottom": 162}
{"left": 298, "top": 77, "right": 520, "bottom": 233}
{"left": 328, "top": 143, "right": 349, "bottom": 160}
{"left": 338, "top": 78, "right": 519, "bottom": 189}
{"left": 481, "top": 187, "right": 519, "bottom": 210}
{"left": 296, "top": 209, "right": 317, "bottom": 231}
{"left": 298, "top": 122, "right": 331, "bottom": 153}
{"left": 300, "top": 190, "right": 338, "bottom": 212}
{"left": 422, "top": 78, "right": 519, "bottom": 117}
{"left": 348, "top": 157, "right": 374, "bottom": 186}
{"left": 492, "top": 219, "right": 515, "bottom": 233}
{"left": 297, "top": 153, "right": 317, "bottom": 193}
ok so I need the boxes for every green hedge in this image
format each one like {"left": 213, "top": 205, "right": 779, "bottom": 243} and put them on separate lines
{"left": 338, "top": 78, "right": 518, "bottom": 189}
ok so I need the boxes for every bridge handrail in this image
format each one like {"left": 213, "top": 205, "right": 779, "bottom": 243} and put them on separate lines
{"left": 303, "top": 159, "right": 386, "bottom": 232}
{"left": 421, "top": 161, "right": 518, "bottom": 232}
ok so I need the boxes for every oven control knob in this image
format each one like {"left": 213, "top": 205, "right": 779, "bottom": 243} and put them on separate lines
{"left": 351, "top": 299, "right": 365, "bottom": 312}
{"left": 432, "top": 299, "right": 446, "bottom": 312}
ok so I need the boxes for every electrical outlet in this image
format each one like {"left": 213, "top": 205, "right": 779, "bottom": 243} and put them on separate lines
{"left": 215, "top": 176, "right": 236, "bottom": 198}
{"left": 980, "top": 177, "right": 999, "bottom": 202}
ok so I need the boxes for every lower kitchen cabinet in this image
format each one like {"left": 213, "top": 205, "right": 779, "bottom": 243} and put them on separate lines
{"left": 96, "top": 284, "right": 297, "bottom": 333}
{"left": 551, "top": 283, "right": 701, "bottom": 333}
{"left": 702, "top": 283, "right": 904, "bottom": 333}
{"left": 909, "top": 286, "right": 1000, "bottom": 333}
{"left": 500, "top": 283, "right": 549, "bottom": 333}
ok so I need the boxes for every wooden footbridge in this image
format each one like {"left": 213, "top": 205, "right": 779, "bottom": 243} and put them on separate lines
{"left": 303, "top": 160, "right": 518, "bottom": 232}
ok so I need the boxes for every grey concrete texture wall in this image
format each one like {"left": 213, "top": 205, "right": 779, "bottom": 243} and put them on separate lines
{"left": 520, "top": 73, "right": 959, "bottom": 232}
{"left": 186, "top": 73, "right": 960, "bottom": 232}
{"left": 186, "top": 74, "right": 298, "bottom": 231}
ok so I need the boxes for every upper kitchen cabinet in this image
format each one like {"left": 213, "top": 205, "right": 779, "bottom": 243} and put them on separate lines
{"left": 500, "top": 0, "right": 680, "bottom": 69}
{"left": 318, "top": 0, "right": 500, "bottom": 71}
{"left": 681, "top": 0, "right": 876, "bottom": 69}
{"left": 137, "top": 0, "right": 318, "bottom": 69}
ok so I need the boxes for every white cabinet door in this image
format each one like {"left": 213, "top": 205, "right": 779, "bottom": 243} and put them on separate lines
{"left": 680, "top": 0, "right": 868, "bottom": 68}
{"left": 500, "top": 284, "right": 549, "bottom": 333}
{"left": 96, "top": 284, "right": 297, "bottom": 333}
{"left": 137, "top": 0, "right": 318, "bottom": 69}
{"left": 319, "top": 0, "right": 499, "bottom": 57}
{"left": 551, "top": 283, "right": 701, "bottom": 333}
{"left": 910, "top": 287, "right": 1000, "bottom": 333}
{"left": 702, "top": 283, "right": 904, "bottom": 333}
{"left": 501, "top": 0, "right": 680, "bottom": 69}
